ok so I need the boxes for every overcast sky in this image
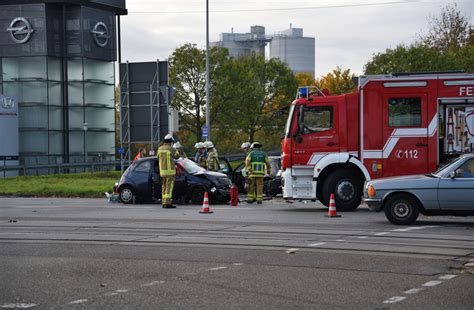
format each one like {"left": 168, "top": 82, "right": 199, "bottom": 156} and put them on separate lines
{"left": 120, "top": 0, "right": 473, "bottom": 76}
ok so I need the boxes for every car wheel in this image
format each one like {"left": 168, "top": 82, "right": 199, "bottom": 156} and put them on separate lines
{"left": 384, "top": 194, "right": 420, "bottom": 225}
{"left": 119, "top": 186, "right": 135, "bottom": 204}
{"left": 191, "top": 187, "right": 205, "bottom": 205}
{"left": 321, "top": 170, "right": 362, "bottom": 211}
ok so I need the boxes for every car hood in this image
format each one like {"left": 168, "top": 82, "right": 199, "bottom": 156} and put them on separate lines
{"left": 369, "top": 174, "right": 440, "bottom": 190}
{"left": 192, "top": 170, "right": 228, "bottom": 178}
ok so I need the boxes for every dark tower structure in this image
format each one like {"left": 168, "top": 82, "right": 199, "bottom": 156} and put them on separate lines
{"left": 0, "top": 0, "right": 127, "bottom": 172}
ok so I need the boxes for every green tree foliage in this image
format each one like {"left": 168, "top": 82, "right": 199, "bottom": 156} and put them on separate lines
{"left": 364, "top": 4, "right": 473, "bottom": 74}
{"left": 169, "top": 43, "right": 228, "bottom": 143}
{"left": 211, "top": 55, "right": 297, "bottom": 153}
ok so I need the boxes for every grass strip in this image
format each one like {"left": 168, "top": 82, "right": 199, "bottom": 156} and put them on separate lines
{"left": 0, "top": 171, "right": 121, "bottom": 198}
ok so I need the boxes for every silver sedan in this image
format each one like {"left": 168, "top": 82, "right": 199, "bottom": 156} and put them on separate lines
{"left": 364, "top": 154, "right": 474, "bottom": 225}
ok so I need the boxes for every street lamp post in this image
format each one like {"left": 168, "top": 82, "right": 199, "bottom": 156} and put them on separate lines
{"left": 83, "top": 122, "right": 88, "bottom": 168}
{"left": 205, "top": 0, "right": 210, "bottom": 141}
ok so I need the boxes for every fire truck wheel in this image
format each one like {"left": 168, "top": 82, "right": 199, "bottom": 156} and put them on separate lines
{"left": 119, "top": 186, "right": 135, "bottom": 204}
{"left": 384, "top": 194, "right": 420, "bottom": 225}
{"left": 321, "top": 170, "right": 362, "bottom": 211}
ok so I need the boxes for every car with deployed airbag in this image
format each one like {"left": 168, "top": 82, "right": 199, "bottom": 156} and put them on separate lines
{"left": 115, "top": 157, "right": 232, "bottom": 204}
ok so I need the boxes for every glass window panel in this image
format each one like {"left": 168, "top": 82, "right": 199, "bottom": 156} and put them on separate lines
{"left": 85, "top": 107, "right": 114, "bottom": 131}
{"left": 48, "top": 82, "right": 63, "bottom": 106}
{"left": 4, "top": 81, "right": 47, "bottom": 104}
{"left": 302, "top": 106, "right": 333, "bottom": 133}
{"left": 68, "top": 107, "right": 84, "bottom": 130}
{"left": 49, "top": 132, "right": 64, "bottom": 155}
{"left": 388, "top": 97, "right": 421, "bottom": 127}
{"left": 84, "top": 60, "right": 114, "bottom": 83}
{"left": 68, "top": 83, "right": 84, "bottom": 106}
{"left": 69, "top": 131, "right": 84, "bottom": 154}
{"left": 49, "top": 106, "right": 63, "bottom": 130}
{"left": 86, "top": 132, "right": 115, "bottom": 155}
{"left": 18, "top": 106, "right": 48, "bottom": 129}
{"left": 84, "top": 83, "right": 114, "bottom": 108}
{"left": 2, "top": 57, "right": 47, "bottom": 81}
{"left": 47, "top": 57, "right": 62, "bottom": 81}
{"left": 67, "top": 58, "right": 83, "bottom": 81}
{"left": 20, "top": 131, "right": 48, "bottom": 153}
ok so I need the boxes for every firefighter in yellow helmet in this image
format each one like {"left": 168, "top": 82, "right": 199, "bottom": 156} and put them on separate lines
{"left": 157, "top": 134, "right": 180, "bottom": 208}
{"left": 245, "top": 142, "right": 271, "bottom": 204}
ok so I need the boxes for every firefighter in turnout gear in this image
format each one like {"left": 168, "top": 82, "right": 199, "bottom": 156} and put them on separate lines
{"left": 173, "top": 141, "right": 187, "bottom": 158}
{"left": 240, "top": 142, "right": 252, "bottom": 192}
{"left": 158, "top": 134, "right": 180, "bottom": 208}
{"left": 245, "top": 142, "right": 271, "bottom": 204}
{"left": 205, "top": 141, "right": 220, "bottom": 171}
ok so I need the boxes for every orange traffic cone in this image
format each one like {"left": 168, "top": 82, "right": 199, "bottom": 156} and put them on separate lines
{"left": 199, "top": 192, "right": 213, "bottom": 214}
{"left": 326, "top": 193, "right": 341, "bottom": 218}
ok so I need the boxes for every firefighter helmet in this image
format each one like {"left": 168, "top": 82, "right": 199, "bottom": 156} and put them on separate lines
{"left": 240, "top": 142, "right": 251, "bottom": 149}
{"left": 251, "top": 142, "right": 262, "bottom": 148}
{"left": 163, "top": 134, "right": 174, "bottom": 143}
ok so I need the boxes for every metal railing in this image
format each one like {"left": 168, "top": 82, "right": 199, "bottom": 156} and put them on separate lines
{"left": 0, "top": 161, "right": 123, "bottom": 176}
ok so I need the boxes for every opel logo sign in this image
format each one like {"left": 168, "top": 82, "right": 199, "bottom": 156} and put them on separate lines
{"left": 91, "top": 22, "right": 110, "bottom": 48}
{"left": 6, "top": 17, "right": 35, "bottom": 44}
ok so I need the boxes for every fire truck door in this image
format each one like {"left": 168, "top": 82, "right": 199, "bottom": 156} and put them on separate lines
{"left": 294, "top": 103, "right": 339, "bottom": 166}
{"left": 382, "top": 95, "right": 429, "bottom": 177}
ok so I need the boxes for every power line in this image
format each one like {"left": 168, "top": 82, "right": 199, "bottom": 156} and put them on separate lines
{"left": 129, "top": 1, "right": 426, "bottom": 14}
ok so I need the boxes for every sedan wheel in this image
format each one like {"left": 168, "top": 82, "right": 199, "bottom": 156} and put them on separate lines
{"left": 119, "top": 186, "right": 135, "bottom": 204}
{"left": 384, "top": 194, "right": 420, "bottom": 225}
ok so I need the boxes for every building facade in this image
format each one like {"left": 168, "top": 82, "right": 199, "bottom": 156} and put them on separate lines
{"left": 0, "top": 0, "right": 126, "bottom": 174}
{"left": 270, "top": 26, "right": 315, "bottom": 77}
{"left": 211, "top": 26, "right": 270, "bottom": 58}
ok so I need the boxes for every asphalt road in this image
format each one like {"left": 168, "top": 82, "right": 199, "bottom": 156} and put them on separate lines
{"left": 1, "top": 197, "right": 473, "bottom": 309}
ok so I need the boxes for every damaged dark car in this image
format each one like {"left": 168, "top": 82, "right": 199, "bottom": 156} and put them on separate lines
{"left": 115, "top": 157, "right": 232, "bottom": 205}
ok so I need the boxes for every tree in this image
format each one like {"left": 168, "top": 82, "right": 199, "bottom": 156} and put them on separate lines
{"left": 364, "top": 5, "right": 473, "bottom": 74}
{"left": 211, "top": 55, "right": 297, "bottom": 151}
{"left": 169, "top": 43, "right": 228, "bottom": 143}
{"left": 419, "top": 4, "right": 470, "bottom": 52}
{"left": 316, "top": 67, "right": 356, "bottom": 94}
{"left": 295, "top": 72, "right": 317, "bottom": 87}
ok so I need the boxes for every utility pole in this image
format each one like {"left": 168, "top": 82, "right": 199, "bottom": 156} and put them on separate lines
{"left": 205, "top": 0, "right": 210, "bottom": 141}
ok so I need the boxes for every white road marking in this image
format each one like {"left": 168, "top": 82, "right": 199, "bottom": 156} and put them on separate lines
{"left": 422, "top": 280, "right": 443, "bottom": 287}
{"left": 383, "top": 296, "right": 406, "bottom": 304}
{"left": 104, "top": 292, "right": 119, "bottom": 297}
{"left": 335, "top": 239, "right": 346, "bottom": 242}
{"left": 375, "top": 232, "right": 389, "bottom": 236}
{"left": 68, "top": 299, "right": 88, "bottom": 305}
{"left": 285, "top": 248, "right": 299, "bottom": 254}
{"left": 404, "top": 288, "right": 425, "bottom": 294}
{"left": 209, "top": 266, "right": 227, "bottom": 271}
{"left": 308, "top": 242, "right": 326, "bottom": 247}
{"left": 438, "top": 274, "right": 457, "bottom": 280}
{"left": 0, "top": 304, "right": 38, "bottom": 309}
{"left": 141, "top": 281, "right": 165, "bottom": 287}
{"left": 358, "top": 236, "right": 369, "bottom": 239}
{"left": 391, "top": 226, "right": 439, "bottom": 232}
{"left": 116, "top": 289, "right": 128, "bottom": 293}
{"left": 232, "top": 263, "right": 243, "bottom": 266}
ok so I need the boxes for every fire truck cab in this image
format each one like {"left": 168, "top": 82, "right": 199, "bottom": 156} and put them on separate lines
{"left": 281, "top": 72, "right": 474, "bottom": 211}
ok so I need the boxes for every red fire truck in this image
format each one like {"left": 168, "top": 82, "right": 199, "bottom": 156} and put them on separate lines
{"left": 281, "top": 72, "right": 474, "bottom": 211}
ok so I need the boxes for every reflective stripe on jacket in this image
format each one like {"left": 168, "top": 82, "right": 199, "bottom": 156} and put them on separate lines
{"left": 158, "top": 144, "right": 178, "bottom": 177}
{"left": 245, "top": 149, "right": 270, "bottom": 177}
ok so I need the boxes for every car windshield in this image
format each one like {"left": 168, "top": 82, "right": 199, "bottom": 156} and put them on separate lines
{"left": 432, "top": 157, "right": 464, "bottom": 177}
{"left": 177, "top": 158, "right": 206, "bottom": 174}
